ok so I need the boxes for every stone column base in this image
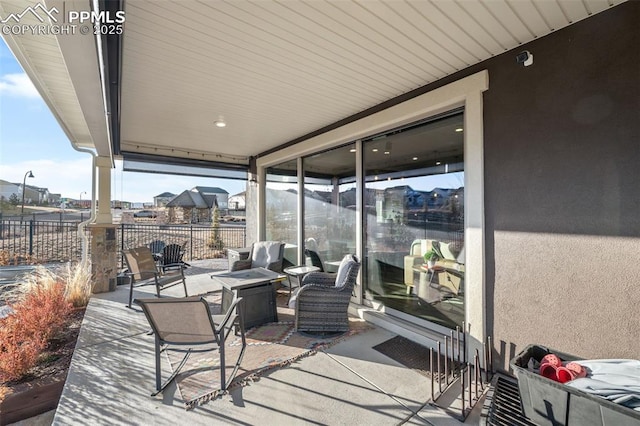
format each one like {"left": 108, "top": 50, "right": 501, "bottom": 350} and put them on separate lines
{"left": 89, "top": 224, "right": 118, "bottom": 293}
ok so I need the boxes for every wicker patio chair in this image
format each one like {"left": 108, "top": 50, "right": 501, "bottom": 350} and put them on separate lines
{"left": 290, "top": 254, "right": 360, "bottom": 333}
{"left": 134, "top": 296, "right": 246, "bottom": 396}
{"left": 229, "top": 241, "right": 285, "bottom": 273}
{"left": 123, "top": 246, "right": 188, "bottom": 308}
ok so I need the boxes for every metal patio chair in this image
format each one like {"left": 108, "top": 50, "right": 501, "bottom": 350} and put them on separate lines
{"left": 123, "top": 246, "right": 188, "bottom": 308}
{"left": 304, "top": 248, "right": 325, "bottom": 272}
{"left": 134, "top": 296, "right": 247, "bottom": 396}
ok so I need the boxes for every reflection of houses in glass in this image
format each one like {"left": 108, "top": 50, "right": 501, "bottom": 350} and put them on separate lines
{"left": 376, "top": 185, "right": 464, "bottom": 225}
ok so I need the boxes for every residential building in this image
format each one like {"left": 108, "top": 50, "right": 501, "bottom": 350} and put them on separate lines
{"left": 193, "top": 186, "right": 228, "bottom": 211}
{"left": 166, "top": 188, "right": 219, "bottom": 223}
{"left": 0, "top": 179, "right": 20, "bottom": 201}
{"left": 228, "top": 191, "right": 245, "bottom": 211}
{"left": 153, "top": 192, "right": 176, "bottom": 207}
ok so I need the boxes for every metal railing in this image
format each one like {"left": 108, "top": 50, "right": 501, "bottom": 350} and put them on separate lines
{"left": 117, "top": 223, "right": 246, "bottom": 269}
{"left": 0, "top": 219, "right": 83, "bottom": 264}
{"left": 0, "top": 219, "right": 246, "bottom": 267}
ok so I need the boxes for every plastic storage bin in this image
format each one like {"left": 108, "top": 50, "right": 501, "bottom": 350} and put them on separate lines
{"left": 510, "top": 344, "right": 640, "bottom": 426}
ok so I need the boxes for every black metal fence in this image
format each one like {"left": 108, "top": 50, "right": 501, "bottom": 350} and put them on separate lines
{"left": 0, "top": 219, "right": 246, "bottom": 267}
{"left": 0, "top": 219, "right": 82, "bottom": 264}
{"left": 117, "top": 224, "right": 246, "bottom": 269}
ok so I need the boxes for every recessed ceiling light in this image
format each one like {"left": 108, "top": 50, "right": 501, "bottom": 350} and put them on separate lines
{"left": 372, "top": 148, "right": 378, "bottom": 152}
{"left": 214, "top": 115, "right": 226, "bottom": 128}
{"left": 436, "top": 161, "right": 441, "bottom": 165}
{"left": 384, "top": 151, "right": 390, "bottom": 155}
{"left": 349, "top": 148, "right": 356, "bottom": 153}
{"left": 412, "top": 157, "right": 418, "bottom": 161}
{"left": 455, "top": 128, "right": 463, "bottom": 132}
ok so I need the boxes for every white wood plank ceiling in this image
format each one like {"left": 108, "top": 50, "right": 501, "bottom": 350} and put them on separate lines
{"left": 120, "top": 0, "right": 624, "bottom": 165}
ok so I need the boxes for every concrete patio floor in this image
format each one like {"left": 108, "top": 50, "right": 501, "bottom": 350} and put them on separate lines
{"left": 51, "top": 260, "right": 484, "bottom": 425}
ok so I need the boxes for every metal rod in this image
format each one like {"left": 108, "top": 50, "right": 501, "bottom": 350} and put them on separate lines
{"left": 487, "top": 336, "right": 493, "bottom": 377}
{"left": 450, "top": 330, "right": 455, "bottom": 376}
{"left": 456, "top": 325, "right": 461, "bottom": 372}
{"left": 482, "top": 342, "right": 488, "bottom": 386}
{"left": 437, "top": 341, "right": 442, "bottom": 394}
{"left": 462, "top": 321, "right": 466, "bottom": 364}
{"left": 474, "top": 352, "right": 480, "bottom": 398}
{"left": 468, "top": 361, "right": 472, "bottom": 407}
{"left": 430, "top": 347, "right": 434, "bottom": 402}
{"left": 461, "top": 365, "right": 465, "bottom": 417}
{"left": 444, "top": 336, "right": 449, "bottom": 385}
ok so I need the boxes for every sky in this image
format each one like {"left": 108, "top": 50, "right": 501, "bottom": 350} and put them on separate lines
{"left": 0, "top": 39, "right": 245, "bottom": 203}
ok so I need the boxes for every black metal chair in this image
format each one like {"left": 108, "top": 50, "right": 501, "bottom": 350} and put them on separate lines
{"left": 148, "top": 240, "right": 166, "bottom": 262}
{"left": 304, "top": 248, "right": 325, "bottom": 272}
{"left": 161, "top": 242, "right": 190, "bottom": 272}
{"left": 135, "top": 296, "right": 246, "bottom": 396}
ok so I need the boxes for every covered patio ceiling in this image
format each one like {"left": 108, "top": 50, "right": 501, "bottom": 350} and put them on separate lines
{"left": 1, "top": 0, "right": 626, "bottom": 171}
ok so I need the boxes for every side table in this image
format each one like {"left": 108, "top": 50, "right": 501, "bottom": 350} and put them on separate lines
{"left": 227, "top": 247, "right": 251, "bottom": 270}
{"left": 283, "top": 265, "right": 320, "bottom": 302}
{"left": 412, "top": 264, "right": 446, "bottom": 304}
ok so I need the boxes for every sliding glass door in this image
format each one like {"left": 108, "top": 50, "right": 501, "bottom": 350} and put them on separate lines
{"left": 265, "top": 160, "right": 298, "bottom": 267}
{"left": 303, "top": 144, "right": 356, "bottom": 271}
{"left": 363, "top": 112, "right": 465, "bottom": 330}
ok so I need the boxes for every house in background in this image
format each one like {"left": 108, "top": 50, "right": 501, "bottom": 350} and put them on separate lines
{"left": 153, "top": 192, "right": 176, "bottom": 207}
{"left": 228, "top": 191, "right": 245, "bottom": 211}
{"left": 18, "top": 184, "right": 42, "bottom": 205}
{"left": 193, "top": 186, "right": 228, "bottom": 211}
{"left": 0, "top": 179, "right": 20, "bottom": 202}
{"left": 166, "top": 187, "right": 219, "bottom": 224}
{"left": 49, "top": 193, "right": 61, "bottom": 205}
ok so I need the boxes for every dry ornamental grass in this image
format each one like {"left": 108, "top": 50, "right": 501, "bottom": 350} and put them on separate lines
{"left": 0, "top": 262, "right": 92, "bottom": 398}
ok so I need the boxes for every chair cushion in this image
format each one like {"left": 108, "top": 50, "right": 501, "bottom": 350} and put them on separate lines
{"left": 334, "top": 254, "right": 356, "bottom": 288}
{"left": 305, "top": 237, "right": 319, "bottom": 253}
{"left": 288, "top": 290, "right": 298, "bottom": 309}
{"left": 251, "top": 241, "right": 282, "bottom": 268}
{"left": 439, "top": 242, "right": 457, "bottom": 261}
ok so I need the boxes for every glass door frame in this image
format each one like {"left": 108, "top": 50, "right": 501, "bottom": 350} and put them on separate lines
{"left": 256, "top": 71, "right": 488, "bottom": 351}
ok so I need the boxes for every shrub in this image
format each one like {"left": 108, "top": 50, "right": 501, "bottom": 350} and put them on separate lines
{"left": 0, "top": 310, "right": 48, "bottom": 382}
{"left": 63, "top": 262, "right": 93, "bottom": 308}
{"left": 208, "top": 207, "right": 224, "bottom": 250}
{"left": 0, "top": 266, "right": 77, "bottom": 383}
{"left": 0, "top": 250, "right": 38, "bottom": 266}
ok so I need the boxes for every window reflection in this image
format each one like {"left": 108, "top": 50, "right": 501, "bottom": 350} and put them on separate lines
{"left": 303, "top": 144, "right": 356, "bottom": 272}
{"left": 364, "top": 112, "right": 465, "bottom": 330}
{"left": 266, "top": 160, "right": 297, "bottom": 266}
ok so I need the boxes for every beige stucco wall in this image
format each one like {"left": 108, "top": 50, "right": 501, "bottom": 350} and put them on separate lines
{"left": 492, "top": 232, "right": 640, "bottom": 368}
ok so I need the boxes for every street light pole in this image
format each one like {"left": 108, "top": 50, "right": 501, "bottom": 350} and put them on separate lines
{"left": 20, "top": 170, "right": 35, "bottom": 218}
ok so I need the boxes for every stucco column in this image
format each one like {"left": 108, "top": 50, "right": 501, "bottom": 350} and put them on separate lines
{"left": 95, "top": 156, "right": 112, "bottom": 224}
{"left": 246, "top": 180, "right": 258, "bottom": 246}
{"left": 88, "top": 224, "right": 118, "bottom": 293}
